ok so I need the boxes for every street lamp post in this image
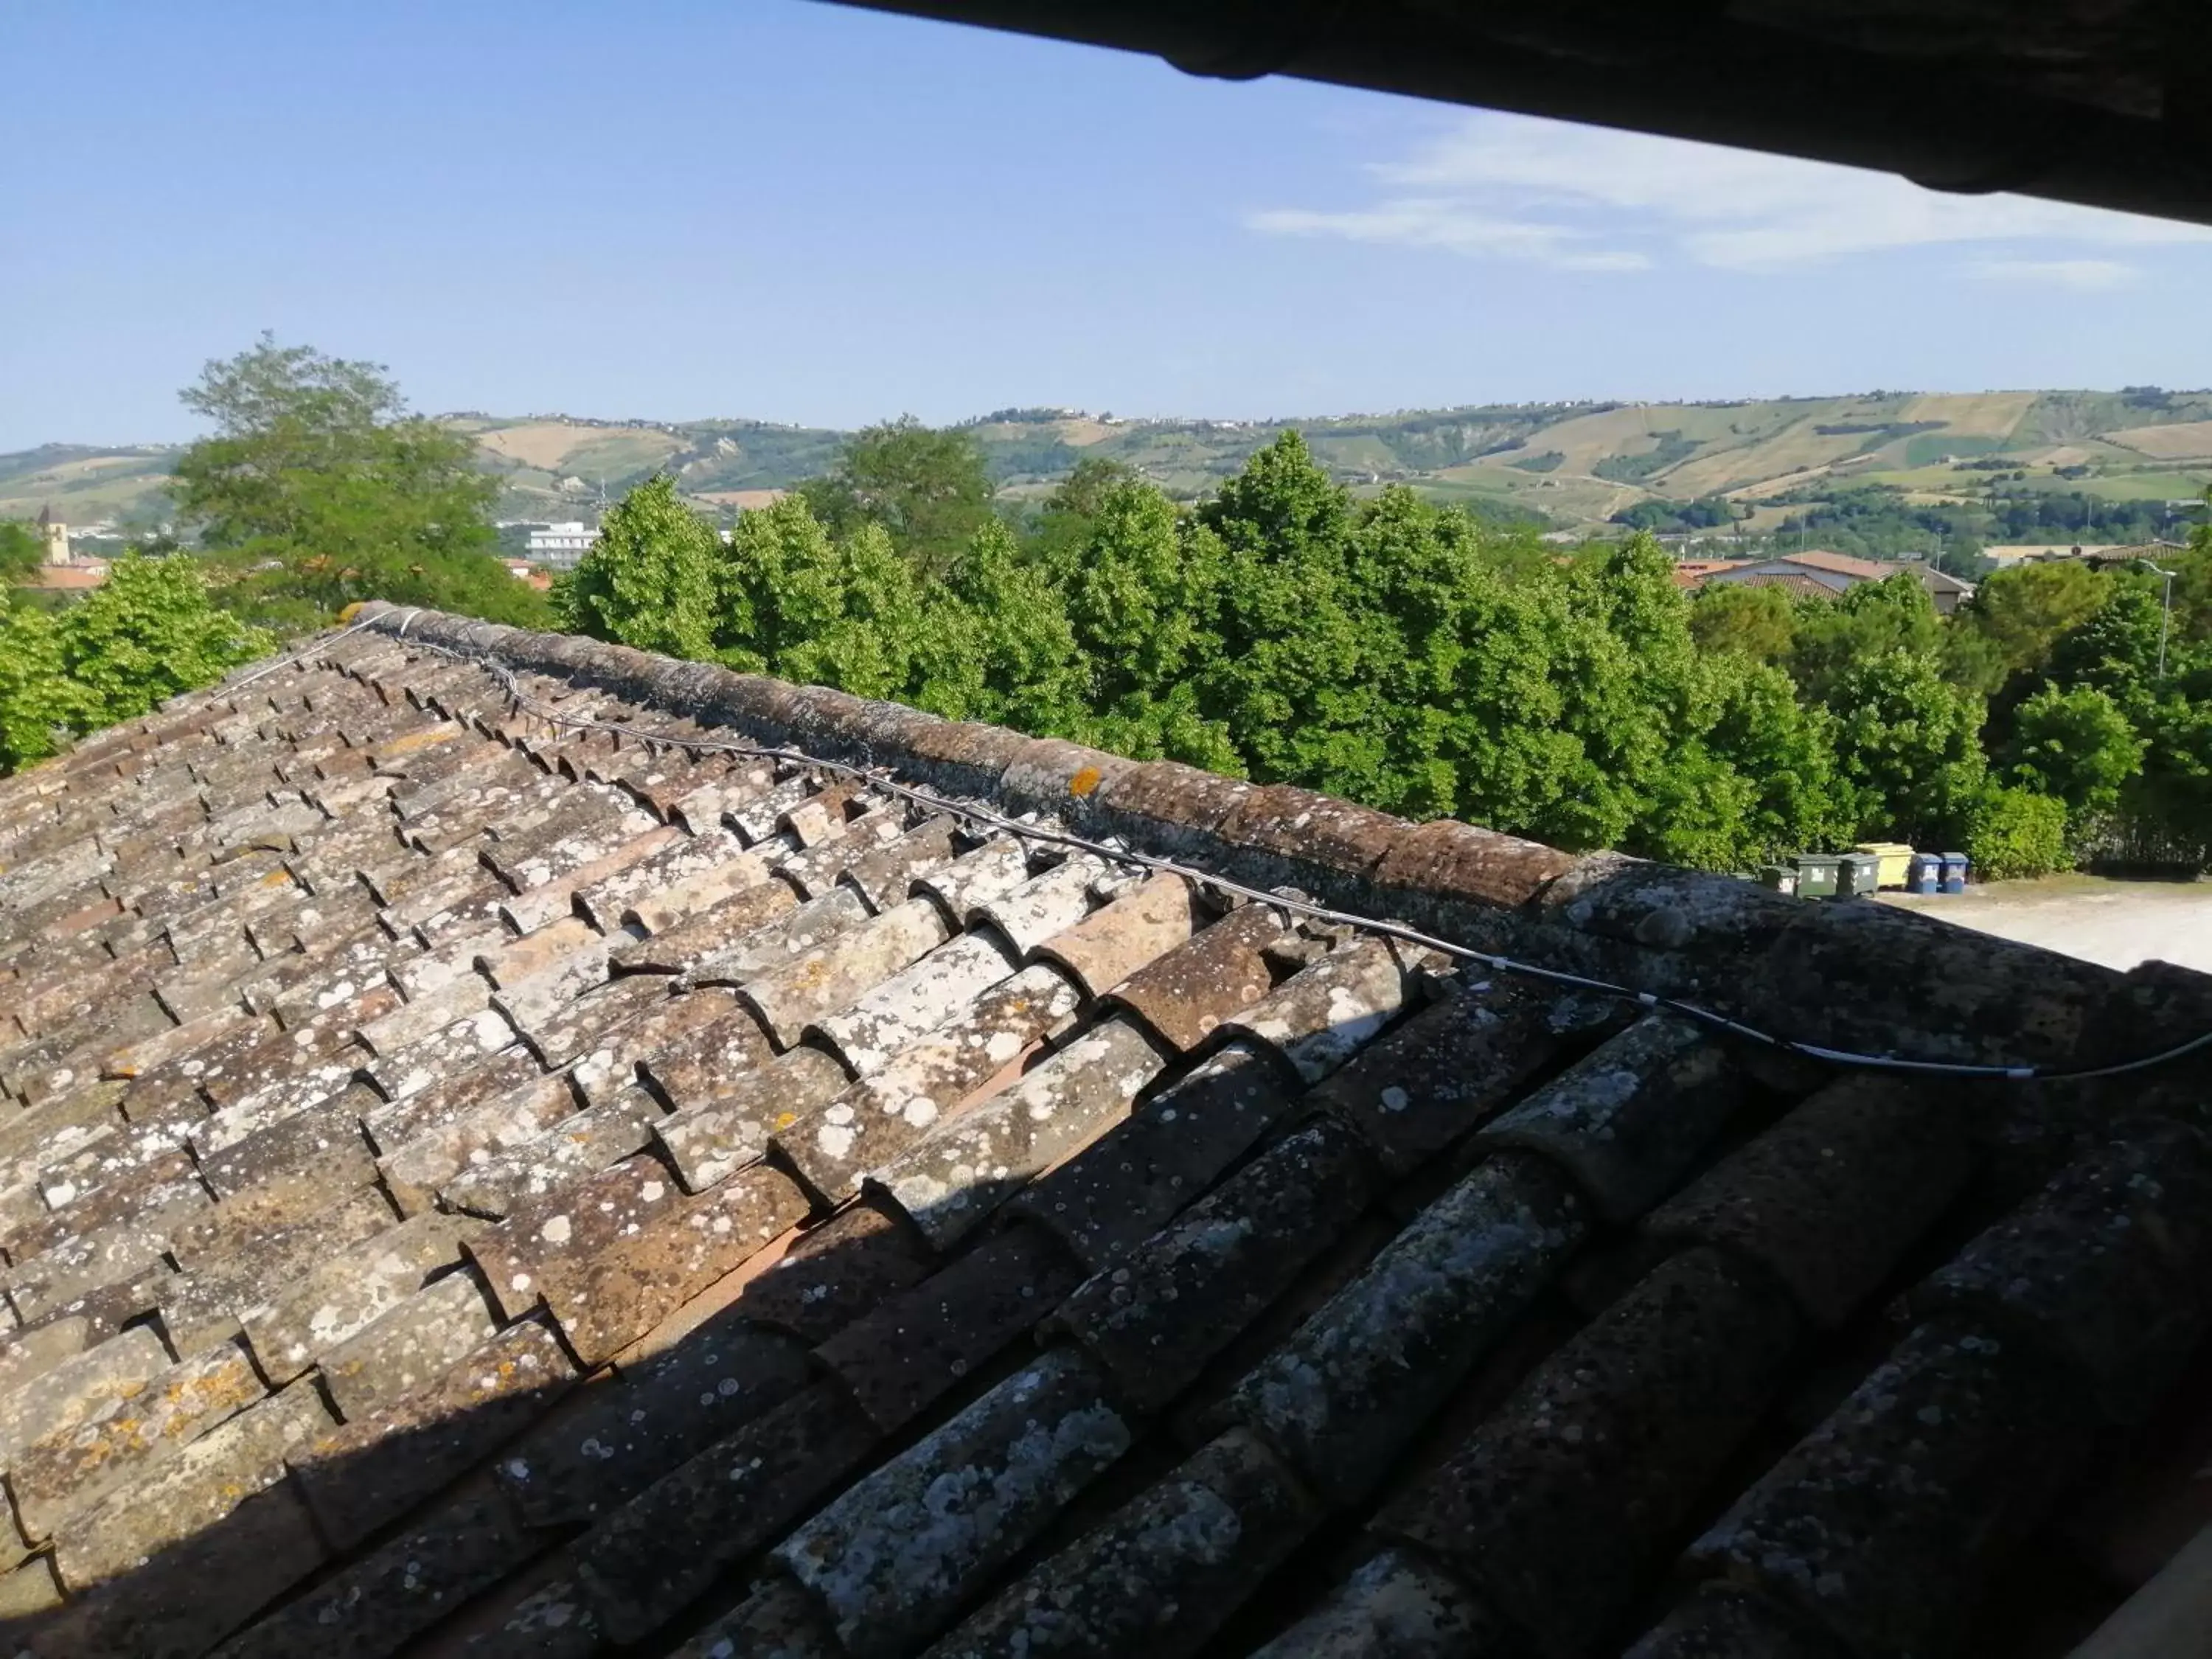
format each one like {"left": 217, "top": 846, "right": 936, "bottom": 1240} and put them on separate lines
{"left": 2141, "top": 560, "right": 2177, "bottom": 680}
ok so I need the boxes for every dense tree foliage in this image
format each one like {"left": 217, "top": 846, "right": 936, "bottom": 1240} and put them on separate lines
{"left": 172, "top": 335, "right": 550, "bottom": 633}
{"left": 0, "top": 521, "right": 44, "bottom": 587}
{"left": 0, "top": 555, "right": 268, "bottom": 773}
{"left": 795, "top": 416, "right": 997, "bottom": 580}
{"left": 533, "top": 426, "right": 2212, "bottom": 883}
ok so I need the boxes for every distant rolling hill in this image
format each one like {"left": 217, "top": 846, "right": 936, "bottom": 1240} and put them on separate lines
{"left": 11, "top": 389, "right": 2212, "bottom": 540}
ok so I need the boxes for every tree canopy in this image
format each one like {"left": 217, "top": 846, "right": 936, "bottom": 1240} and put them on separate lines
{"left": 795, "top": 416, "right": 998, "bottom": 580}
{"left": 0, "top": 555, "right": 268, "bottom": 773}
{"left": 439, "top": 423, "right": 2212, "bottom": 884}
{"left": 0, "top": 521, "right": 45, "bottom": 588}
{"left": 171, "top": 335, "right": 550, "bottom": 633}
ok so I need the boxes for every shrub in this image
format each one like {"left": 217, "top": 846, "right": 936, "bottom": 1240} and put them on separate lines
{"left": 1962, "top": 784, "right": 2070, "bottom": 880}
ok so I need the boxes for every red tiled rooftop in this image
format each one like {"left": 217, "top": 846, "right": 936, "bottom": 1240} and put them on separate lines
{"left": 0, "top": 604, "right": 2204, "bottom": 1658}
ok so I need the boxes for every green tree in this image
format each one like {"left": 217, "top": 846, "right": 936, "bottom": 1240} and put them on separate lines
{"left": 1697, "top": 655, "right": 1850, "bottom": 861}
{"left": 561, "top": 476, "right": 720, "bottom": 660}
{"left": 1825, "top": 648, "right": 1988, "bottom": 841}
{"left": 2043, "top": 577, "right": 2168, "bottom": 712}
{"left": 1688, "top": 582, "right": 1798, "bottom": 664}
{"left": 171, "top": 334, "right": 549, "bottom": 632}
{"left": 2001, "top": 681, "right": 2145, "bottom": 822}
{"left": 1196, "top": 432, "right": 1382, "bottom": 799}
{"left": 1949, "top": 560, "right": 2105, "bottom": 684}
{"left": 798, "top": 417, "right": 995, "bottom": 579}
{"left": 720, "top": 497, "right": 922, "bottom": 698}
{"left": 0, "top": 556, "right": 267, "bottom": 774}
{"left": 0, "top": 594, "right": 98, "bottom": 771}
{"left": 1788, "top": 572, "right": 1944, "bottom": 705}
{"left": 912, "top": 518, "right": 1087, "bottom": 733}
{"left": 1962, "top": 785, "right": 2070, "bottom": 879}
{"left": 0, "top": 521, "right": 44, "bottom": 587}
{"left": 1025, "top": 456, "right": 1141, "bottom": 579}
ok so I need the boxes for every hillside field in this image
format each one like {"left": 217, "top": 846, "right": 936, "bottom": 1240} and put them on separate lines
{"left": 10, "top": 387, "right": 2211, "bottom": 540}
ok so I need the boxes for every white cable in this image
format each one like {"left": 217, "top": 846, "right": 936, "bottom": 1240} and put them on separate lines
{"left": 327, "top": 625, "right": 2208, "bottom": 1087}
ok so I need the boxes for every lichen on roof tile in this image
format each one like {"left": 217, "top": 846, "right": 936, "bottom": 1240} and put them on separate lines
{"left": 0, "top": 610, "right": 2202, "bottom": 1659}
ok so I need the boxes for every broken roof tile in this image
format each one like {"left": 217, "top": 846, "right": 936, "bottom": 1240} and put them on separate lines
{"left": 1220, "top": 934, "right": 1422, "bottom": 1085}
{"left": 1478, "top": 1014, "right": 1739, "bottom": 1223}
{"left": 630, "top": 1001, "right": 776, "bottom": 1116}
{"left": 316, "top": 1267, "right": 501, "bottom": 1421}
{"left": 240, "top": 1211, "right": 481, "bottom": 1384}
{"left": 837, "top": 814, "right": 959, "bottom": 911}
{"left": 1247, "top": 1546, "right": 1509, "bottom": 1659}
{"left": 1032, "top": 872, "right": 1200, "bottom": 999}
{"left": 499, "top": 968, "right": 667, "bottom": 1071}
{"left": 442, "top": 1085, "right": 668, "bottom": 1220}
{"left": 912, "top": 835, "right": 1032, "bottom": 919}
{"left": 1005, "top": 1039, "right": 1295, "bottom": 1274}
{"left": 740, "top": 895, "right": 953, "bottom": 1048}
{"left": 734, "top": 1198, "right": 936, "bottom": 1344}
{"left": 376, "top": 1070, "right": 580, "bottom": 1214}
{"left": 685, "top": 885, "right": 874, "bottom": 987}
{"left": 608, "top": 875, "right": 804, "bottom": 974}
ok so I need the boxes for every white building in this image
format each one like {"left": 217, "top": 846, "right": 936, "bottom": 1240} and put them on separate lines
{"left": 526, "top": 522, "right": 595, "bottom": 570}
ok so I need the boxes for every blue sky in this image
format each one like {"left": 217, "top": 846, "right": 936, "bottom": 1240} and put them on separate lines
{"left": 8, "top": 0, "right": 2212, "bottom": 451}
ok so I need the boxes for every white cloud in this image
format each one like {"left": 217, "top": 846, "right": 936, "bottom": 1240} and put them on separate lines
{"left": 1966, "top": 257, "right": 2139, "bottom": 291}
{"left": 1250, "top": 112, "right": 2212, "bottom": 274}
{"left": 1247, "top": 201, "right": 1649, "bottom": 271}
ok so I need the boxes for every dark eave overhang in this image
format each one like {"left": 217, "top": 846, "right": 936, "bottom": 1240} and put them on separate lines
{"left": 820, "top": 0, "right": 2212, "bottom": 226}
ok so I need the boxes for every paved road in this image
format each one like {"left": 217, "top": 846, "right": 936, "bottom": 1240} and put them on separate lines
{"left": 1882, "top": 874, "right": 2212, "bottom": 973}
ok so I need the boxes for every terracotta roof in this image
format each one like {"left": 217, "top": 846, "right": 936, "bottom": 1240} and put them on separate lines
{"left": 1770, "top": 549, "right": 1894, "bottom": 580}
{"left": 0, "top": 602, "right": 2207, "bottom": 1658}
{"left": 1700, "top": 570, "right": 1837, "bottom": 599}
{"left": 18, "top": 564, "right": 108, "bottom": 593}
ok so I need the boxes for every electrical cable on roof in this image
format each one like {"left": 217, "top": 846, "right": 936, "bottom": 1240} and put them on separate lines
{"left": 302, "top": 616, "right": 2211, "bottom": 1087}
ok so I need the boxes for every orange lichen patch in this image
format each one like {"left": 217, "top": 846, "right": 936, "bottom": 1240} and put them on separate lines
{"left": 1068, "top": 766, "right": 1102, "bottom": 797}
{"left": 371, "top": 725, "right": 465, "bottom": 763}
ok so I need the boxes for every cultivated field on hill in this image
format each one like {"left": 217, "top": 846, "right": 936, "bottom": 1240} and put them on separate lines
{"left": 10, "top": 387, "right": 2212, "bottom": 536}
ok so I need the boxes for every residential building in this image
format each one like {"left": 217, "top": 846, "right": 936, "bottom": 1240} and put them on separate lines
{"left": 525, "top": 521, "right": 596, "bottom": 570}
{"left": 1689, "top": 549, "right": 1975, "bottom": 614}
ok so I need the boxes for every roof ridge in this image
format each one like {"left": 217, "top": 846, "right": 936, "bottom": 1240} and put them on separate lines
{"left": 345, "top": 605, "right": 2203, "bottom": 1083}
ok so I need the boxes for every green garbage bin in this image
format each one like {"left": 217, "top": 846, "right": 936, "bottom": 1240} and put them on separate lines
{"left": 1758, "top": 864, "right": 1798, "bottom": 896}
{"left": 1837, "top": 851, "right": 1882, "bottom": 898}
{"left": 1793, "top": 854, "right": 1840, "bottom": 898}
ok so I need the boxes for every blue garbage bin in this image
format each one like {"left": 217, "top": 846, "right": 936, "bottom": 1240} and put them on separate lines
{"left": 1907, "top": 853, "right": 1941, "bottom": 895}
{"left": 1941, "top": 852, "right": 1969, "bottom": 894}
